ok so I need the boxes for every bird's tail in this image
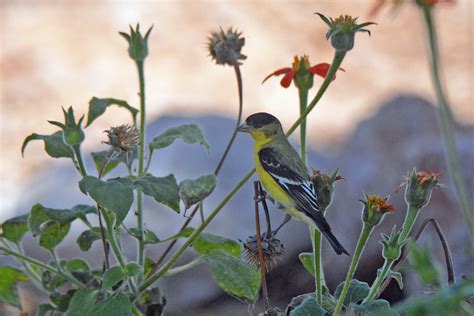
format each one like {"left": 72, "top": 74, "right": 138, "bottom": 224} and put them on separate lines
{"left": 320, "top": 229, "right": 350, "bottom": 256}
{"left": 308, "top": 211, "right": 349, "bottom": 256}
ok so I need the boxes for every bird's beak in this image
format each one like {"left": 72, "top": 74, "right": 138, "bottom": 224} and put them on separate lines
{"left": 237, "top": 122, "right": 251, "bottom": 133}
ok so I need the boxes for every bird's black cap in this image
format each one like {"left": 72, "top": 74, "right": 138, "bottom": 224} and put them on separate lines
{"left": 245, "top": 112, "right": 280, "bottom": 129}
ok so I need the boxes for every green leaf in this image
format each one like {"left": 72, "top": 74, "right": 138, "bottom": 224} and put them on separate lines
{"left": 0, "top": 266, "right": 29, "bottom": 308}
{"left": 66, "top": 288, "right": 133, "bottom": 316}
{"left": 179, "top": 174, "right": 217, "bottom": 209}
{"left": 160, "top": 227, "right": 195, "bottom": 243}
{"left": 39, "top": 221, "right": 71, "bottom": 250}
{"left": 144, "top": 230, "right": 160, "bottom": 244}
{"left": 287, "top": 295, "right": 327, "bottom": 316}
{"left": 144, "top": 257, "right": 155, "bottom": 279}
{"left": 38, "top": 303, "right": 56, "bottom": 316}
{"left": 21, "top": 131, "right": 74, "bottom": 159}
{"left": 349, "top": 299, "right": 395, "bottom": 315}
{"left": 378, "top": 268, "right": 404, "bottom": 290}
{"left": 0, "top": 214, "right": 29, "bottom": 243}
{"left": 298, "top": 252, "right": 315, "bottom": 277}
{"left": 103, "top": 266, "right": 126, "bottom": 289}
{"left": 65, "top": 259, "right": 90, "bottom": 273}
{"left": 205, "top": 249, "right": 260, "bottom": 301}
{"left": 334, "top": 279, "right": 370, "bottom": 307}
{"left": 28, "top": 203, "right": 96, "bottom": 236}
{"left": 77, "top": 228, "right": 102, "bottom": 251}
{"left": 86, "top": 97, "right": 138, "bottom": 127}
{"left": 51, "top": 289, "right": 77, "bottom": 312}
{"left": 79, "top": 176, "right": 134, "bottom": 226}
{"left": 91, "top": 151, "right": 122, "bottom": 176}
{"left": 125, "top": 263, "right": 142, "bottom": 277}
{"left": 149, "top": 124, "right": 209, "bottom": 152}
{"left": 409, "top": 243, "right": 441, "bottom": 287}
{"left": 134, "top": 174, "right": 180, "bottom": 213}
{"left": 193, "top": 232, "right": 241, "bottom": 258}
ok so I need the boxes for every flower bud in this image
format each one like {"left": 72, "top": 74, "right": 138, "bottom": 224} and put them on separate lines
{"left": 404, "top": 169, "right": 441, "bottom": 209}
{"left": 380, "top": 225, "right": 408, "bottom": 261}
{"left": 310, "top": 169, "right": 343, "bottom": 212}
{"left": 361, "top": 195, "right": 395, "bottom": 226}
{"left": 48, "top": 106, "right": 85, "bottom": 146}
{"left": 119, "top": 24, "right": 153, "bottom": 62}
{"left": 315, "top": 13, "right": 376, "bottom": 52}
{"left": 207, "top": 27, "right": 246, "bottom": 66}
{"left": 292, "top": 55, "right": 314, "bottom": 91}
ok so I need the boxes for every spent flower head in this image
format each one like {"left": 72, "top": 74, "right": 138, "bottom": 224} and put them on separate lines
{"left": 119, "top": 24, "right": 153, "bottom": 62}
{"left": 48, "top": 106, "right": 85, "bottom": 146}
{"left": 262, "top": 55, "right": 344, "bottom": 89}
{"left": 310, "top": 169, "right": 344, "bottom": 212}
{"left": 402, "top": 169, "right": 442, "bottom": 209}
{"left": 361, "top": 194, "right": 395, "bottom": 226}
{"left": 103, "top": 124, "right": 140, "bottom": 153}
{"left": 316, "top": 13, "right": 376, "bottom": 52}
{"left": 207, "top": 27, "right": 246, "bottom": 66}
{"left": 243, "top": 233, "right": 285, "bottom": 272}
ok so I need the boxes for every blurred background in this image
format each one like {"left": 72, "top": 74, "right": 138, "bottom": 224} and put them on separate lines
{"left": 1, "top": 0, "right": 473, "bottom": 315}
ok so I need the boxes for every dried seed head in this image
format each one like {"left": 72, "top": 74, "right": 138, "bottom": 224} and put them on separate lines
{"left": 103, "top": 124, "right": 139, "bottom": 153}
{"left": 207, "top": 27, "right": 246, "bottom": 66}
{"left": 243, "top": 233, "right": 285, "bottom": 272}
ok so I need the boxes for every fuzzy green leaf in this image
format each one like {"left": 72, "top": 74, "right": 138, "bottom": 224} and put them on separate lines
{"left": 378, "top": 268, "right": 404, "bottom": 290}
{"left": 21, "top": 131, "right": 74, "bottom": 159}
{"left": 149, "top": 124, "right": 209, "bottom": 152}
{"left": 134, "top": 174, "right": 180, "bottom": 213}
{"left": 103, "top": 266, "right": 126, "bottom": 289}
{"left": 79, "top": 176, "right": 134, "bottom": 226}
{"left": 86, "top": 97, "right": 138, "bottom": 127}
{"left": 409, "top": 244, "right": 441, "bottom": 287}
{"left": 125, "top": 263, "right": 142, "bottom": 277}
{"left": 65, "top": 259, "right": 90, "bottom": 273}
{"left": 39, "top": 221, "right": 71, "bottom": 250}
{"left": 0, "top": 214, "right": 29, "bottom": 243}
{"left": 349, "top": 299, "right": 395, "bottom": 315}
{"left": 0, "top": 266, "right": 29, "bottom": 308}
{"left": 179, "top": 174, "right": 216, "bottom": 209}
{"left": 66, "top": 288, "right": 132, "bottom": 316}
{"left": 77, "top": 228, "right": 102, "bottom": 251}
{"left": 91, "top": 151, "right": 122, "bottom": 177}
{"left": 298, "top": 252, "right": 315, "bottom": 277}
{"left": 289, "top": 295, "right": 327, "bottom": 316}
{"left": 205, "top": 249, "right": 260, "bottom": 301}
{"left": 334, "top": 279, "right": 370, "bottom": 307}
{"left": 193, "top": 233, "right": 241, "bottom": 258}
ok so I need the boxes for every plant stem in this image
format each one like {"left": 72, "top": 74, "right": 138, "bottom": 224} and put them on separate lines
{"left": 334, "top": 223, "right": 373, "bottom": 316}
{"left": 311, "top": 228, "right": 324, "bottom": 305}
{"left": 139, "top": 51, "right": 347, "bottom": 295}
{"left": 298, "top": 88, "right": 308, "bottom": 164}
{"left": 421, "top": 6, "right": 474, "bottom": 241}
{"left": 136, "top": 60, "right": 147, "bottom": 267}
{"left": 164, "top": 257, "right": 204, "bottom": 276}
{"left": 72, "top": 144, "right": 87, "bottom": 176}
{"left": 363, "top": 258, "right": 393, "bottom": 303}
{"left": 400, "top": 204, "right": 420, "bottom": 242}
{"left": 0, "top": 246, "right": 84, "bottom": 288}
{"left": 152, "top": 63, "right": 244, "bottom": 270}
{"left": 254, "top": 181, "right": 269, "bottom": 309}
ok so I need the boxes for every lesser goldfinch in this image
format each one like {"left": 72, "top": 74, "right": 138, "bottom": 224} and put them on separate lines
{"left": 238, "top": 112, "right": 349, "bottom": 255}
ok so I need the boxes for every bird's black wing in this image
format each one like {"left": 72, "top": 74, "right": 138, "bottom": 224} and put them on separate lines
{"left": 258, "top": 147, "right": 320, "bottom": 213}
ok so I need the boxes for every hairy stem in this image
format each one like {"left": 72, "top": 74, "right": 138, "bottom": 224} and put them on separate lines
{"left": 311, "top": 228, "right": 324, "bottom": 305}
{"left": 139, "top": 51, "right": 347, "bottom": 295}
{"left": 421, "top": 6, "right": 473, "bottom": 241}
{"left": 400, "top": 204, "right": 420, "bottom": 242}
{"left": 334, "top": 223, "right": 373, "bottom": 316}
{"left": 254, "top": 181, "right": 269, "bottom": 309}
{"left": 72, "top": 144, "right": 87, "bottom": 176}
{"left": 298, "top": 88, "right": 308, "bottom": 164}
{"left": 363, "top": 258, "right": 393, "bottom": 303}
{"left": 136, "top": 60, "right": 147, "bottom": 267}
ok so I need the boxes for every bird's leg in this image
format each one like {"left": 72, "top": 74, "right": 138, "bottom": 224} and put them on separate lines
{"left": 272, "top": 214, "right": 292, "bottom": 236}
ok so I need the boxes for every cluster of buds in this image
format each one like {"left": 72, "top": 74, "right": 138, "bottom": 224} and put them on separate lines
{"left": 361, "top": 194, "right": 395, "bottom": 226}
{"left": 380, "top": 225, "right": 408, "bottom": 260}
{"left": 316, "top": 13, "right": 376, "bottom": 52}
{"left": 310, "top": 169, "right": 344, "bottom": 212}
{"left": 243, "top": 232, "right": 285, "bottom": 272}
{"left": 402, "top": 169, "right": 442, "bottom": 209}
{"left": 207, "top": 27, "right": 246, "bottom": 66}
{"left": 48, "top": 106, "right": 85, "bottom": 146}
{"left": 103, "top": 124, "right": 140, "bottom": 153}
{"left": 120, "top": 24, "right": 153, "bottom": 62}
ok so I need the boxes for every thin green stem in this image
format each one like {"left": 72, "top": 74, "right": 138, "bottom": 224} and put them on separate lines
{"left": 72, "top": 145, "right": 87, "bottom": 176}
{"left": 0, "top": 246, "right": 84, "bottom": 288}
{"left": 1, "top": 240, "right": 42, "bottom": 287}
{"left": 334, "top": 223, "right": 374, "bottom": 316}
{"left": 50, "top": 249, "right": 62, "bottom": 273}
{"left": 311, "top": 227, "right": 324, "bottom": 305}
{"left": 363, "top": 258, "right": 393, "bottom": 303}
{"left": 136, "top": 60, "right": 147, "bottom": 266}
{"left": 138, "top": 51, "right": 347, "bottom": 295}
{"left": 164, "top": 257, "right": 205, "bottom": 276}
{"left": 400, "top": 204, "right": 420, "bottom": 242}
{"left": 298, "top": 88, "right": 308, "bottom": 165}
{"left": 421, "top": 6, "right": 473, "bottom": 240}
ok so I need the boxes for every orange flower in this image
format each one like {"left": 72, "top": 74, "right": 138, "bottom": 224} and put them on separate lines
{"left": 416, "top": 171, "right": 442, "bottom": 187}
{"left": 362, "top": 195, "right": 395, "bottom": 226}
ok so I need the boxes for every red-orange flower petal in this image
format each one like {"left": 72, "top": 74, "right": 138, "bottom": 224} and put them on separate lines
{"left": 280, "top": 69, "right": 295, "bottom": 88}
{"left": 262, "top": 67, "right": 292, "bottom": 84}
{"left": 309, "top": 63, "right": 345, "bottom": 81}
